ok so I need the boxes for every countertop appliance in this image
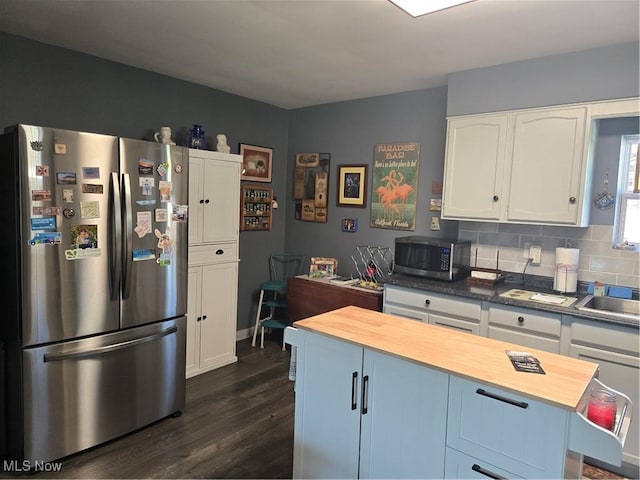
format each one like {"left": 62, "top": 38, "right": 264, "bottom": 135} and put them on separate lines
{"left": 0, "top": 125, "right": 188, "bottom": 463}
{"left": 394, "top": 236, "right": 471, "bottom": 281}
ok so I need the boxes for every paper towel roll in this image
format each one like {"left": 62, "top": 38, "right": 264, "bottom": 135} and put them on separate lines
{"left": 554, "top": 247, "right": 579, "bottom": 293}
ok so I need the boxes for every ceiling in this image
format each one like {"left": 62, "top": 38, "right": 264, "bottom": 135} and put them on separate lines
{"left": 0, "top": 0, "right": 638, "bottom": 109}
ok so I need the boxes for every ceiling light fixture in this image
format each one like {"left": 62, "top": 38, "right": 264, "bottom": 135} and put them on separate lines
{"left": 390, "top": 0, "right": 475, "bottom": 17}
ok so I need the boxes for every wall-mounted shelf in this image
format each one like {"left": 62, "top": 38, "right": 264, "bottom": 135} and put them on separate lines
{"left": 240, "top": 185, "right": 272, "bottom": 231}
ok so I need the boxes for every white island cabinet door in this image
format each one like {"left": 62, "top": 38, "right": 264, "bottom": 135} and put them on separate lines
{"left": 292, "top": 331, "right": 362, "bottom": 479}
{"left": 359, "top": 349, "right": 448, "bottom": 479}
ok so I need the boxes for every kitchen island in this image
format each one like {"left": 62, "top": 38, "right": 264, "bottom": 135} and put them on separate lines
{"left": 285, "top": 306, "right": 631, "bottom": 479}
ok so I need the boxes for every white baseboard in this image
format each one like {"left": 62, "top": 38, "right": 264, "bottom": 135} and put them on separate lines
{"left": 236, "top": 326, "right": 253, "bottom": 341}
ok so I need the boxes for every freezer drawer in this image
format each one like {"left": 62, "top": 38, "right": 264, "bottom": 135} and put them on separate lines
{"left": 22, "top": 317, "right": 186, "bottom": 463}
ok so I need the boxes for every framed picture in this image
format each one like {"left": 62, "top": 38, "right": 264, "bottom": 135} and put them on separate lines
{"left": 337, "top": 164, "right": 367, "bottom": 207}
{"left": 240, "top": 144, "right": 273, "bottom": 182}
{"left": 342, "top": 218, "right": 358, "bottom": 232}
{"left": 295, "top": 153, "right": 319, "bottom": 168}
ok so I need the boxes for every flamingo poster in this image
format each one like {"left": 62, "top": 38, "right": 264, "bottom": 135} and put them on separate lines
{"left": 370, "top": 142, "right": 420, "bottom": 230}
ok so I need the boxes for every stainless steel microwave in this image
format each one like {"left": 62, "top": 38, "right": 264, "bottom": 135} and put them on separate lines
{"left": 394, "top": 236, "right": 471, "bottom": 281}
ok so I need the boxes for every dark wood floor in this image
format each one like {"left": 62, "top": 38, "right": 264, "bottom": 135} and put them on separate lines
{"left": 1, "top": 334, "right": 628, "bottom": 479}
{"left": 5, "top": 337, "right": 294, "bottom": 479}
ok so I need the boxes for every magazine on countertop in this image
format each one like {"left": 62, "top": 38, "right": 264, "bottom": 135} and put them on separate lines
{"left": 506, "top": 350, "right": 546, "bottom": 374}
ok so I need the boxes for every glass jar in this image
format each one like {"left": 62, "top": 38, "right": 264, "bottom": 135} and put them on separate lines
{"left": 587, "top": 388, "right": 617, "bottom": 431}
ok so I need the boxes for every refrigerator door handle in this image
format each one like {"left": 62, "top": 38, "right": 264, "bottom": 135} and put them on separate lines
{"left": 122, "top": 172, "right": 133, "bottom": 299}
{"left": 43, "top": 326, "right": 178, "bottom": 362}
{"left": 109, "top": 172, "right": 122, "bottom": 301}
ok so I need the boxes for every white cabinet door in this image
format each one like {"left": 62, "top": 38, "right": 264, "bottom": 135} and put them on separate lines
{"left": 201, "top": 158, "right": 240, "bottom": 243}
{"left": 507, "top": 107, "right": 588, "bottom": 224}
{"left": 360, "top": 349, "right": 448, "bottom": 479}
{"left": 198, "top": 262, "right": 238, "bottom": 371}
{"left": 188, "top": 150, "right": 241, "bottom": 245}
{"left": 185, "top": 266, "right": 202, "bottom": 377}
{"left": 293, "top": 332, "right": 362, "bottom": 479}
{"left": 442, "top": 114, "right": 509, "bottom": 221}
{"left": 186, "top": 245, "right": 239, "bottom": 379}
{"left": 293, "top": 331, "right": 449, "bottom": 479}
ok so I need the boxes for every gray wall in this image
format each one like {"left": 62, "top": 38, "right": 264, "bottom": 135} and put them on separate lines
{"left": 446, "top": 42, "right": 640, "bottom": 115}
{"left": 285, "top": 87, "right": 457, "bottom": 277}
{"left": 2, "top": 32, "right": 639, "bottom": 333}
{"left": 0, "top": 32, "right": 290, "bottom": 332}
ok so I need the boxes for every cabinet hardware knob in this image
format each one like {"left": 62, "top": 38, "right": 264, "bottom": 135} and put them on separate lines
{"left": 424, "top": 299, "right": 431, "bottom": 306}
{"left": 492, "top": 195, "right": 499, "bottom": 202}
{"left": 202, "top": 315, "right": 207, "bottom": 320}
{"left": 205, "top": 199, "right": 210, "bottom": 204}
{"left": 199, "top": 199, "right": 205, "bottom": 204}
{"left": 569, "top": 196, "right": 576, "bottom": 204}
{"left": 197, "top": 316, "right": 201, "bottom": 322}
{"left": 517, "top": 316, "right": 524, "bottom": 323}
{"left": 216, "top": 249, "right": 224, "bottom": 255}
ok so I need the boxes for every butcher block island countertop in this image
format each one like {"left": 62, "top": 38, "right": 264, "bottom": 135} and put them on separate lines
{"left": 293, "top": 305, "right": 599, "bottom": 410}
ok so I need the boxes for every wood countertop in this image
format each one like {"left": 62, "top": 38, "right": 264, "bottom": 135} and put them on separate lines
{"left": 293, "top": 305, "right": 599, "bottom": 410}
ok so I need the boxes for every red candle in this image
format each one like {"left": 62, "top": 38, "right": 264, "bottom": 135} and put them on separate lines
{"left": 587, "top": 389, "right": 617, "bottom": 431}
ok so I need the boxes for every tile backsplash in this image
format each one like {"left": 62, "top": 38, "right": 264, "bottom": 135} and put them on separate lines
{"left": 458, "top": 222, "right": 639, "bottom": 289}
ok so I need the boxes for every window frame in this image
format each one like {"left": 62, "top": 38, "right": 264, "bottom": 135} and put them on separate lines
{"left": 613, "top": 134, "right": 640, "bottom": 248}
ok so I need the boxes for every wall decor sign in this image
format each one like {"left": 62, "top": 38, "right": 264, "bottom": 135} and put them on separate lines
{"left": 370, "top": 142, "right": 420, "bottom": 231}
{"left": 337, "top": 164, "right": 367, "bottom": 207}
{"left": 293, "top": 152, "right": 330, "bottom": 223}
{"left": 240, "top": 143, "right": 273, "bottom": 182}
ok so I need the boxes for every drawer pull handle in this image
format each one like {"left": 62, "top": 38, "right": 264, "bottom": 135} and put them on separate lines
{"left": 476, "top": 388, "right": 529, "bottom": 409}
{"left": 216, "top": 249, "right": 224, "bottom": 255}
{"left": 472, "top": 463, "right": 506, "bottom": 480}
{"left": 351, "top": 372, "right": 358, "bottom": 410}
{"left": 424, "top": 299, "right": 431, "bottom": 306}
{"left": 517, "top": 316, "right": 524, "bottom": 323}
{"left": 362, "top": 375, "right": 369, "bottom": 415}
{"left": 492, "top": 195, "right": 499, "bottom": 202}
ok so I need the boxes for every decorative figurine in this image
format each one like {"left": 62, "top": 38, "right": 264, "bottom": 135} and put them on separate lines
{"left": 153, "top": 126, "right": 176, "bottom": 145}
{"left": 216, "top": 133, "right": 231, "bottom": 153}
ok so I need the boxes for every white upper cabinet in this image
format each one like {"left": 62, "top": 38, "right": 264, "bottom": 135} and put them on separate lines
{"left": 441, "top": 113, "right": 509, "bottom": 221}
{"left": 442, "top": 103, "right": 592, "bottom": 226}
{"left": 188, "top": 150, "right": 241, "bottom": 245}
{"left": 507, "top": 107, "right": 588, "bottom": 224}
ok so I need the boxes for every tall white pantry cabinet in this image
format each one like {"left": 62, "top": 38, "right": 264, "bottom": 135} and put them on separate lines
{"left": 186, "top": 149, "right": 241, "bottom": 378}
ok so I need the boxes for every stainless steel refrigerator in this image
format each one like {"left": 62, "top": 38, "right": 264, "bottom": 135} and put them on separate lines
{"left": 0, "top": 125, "right": 188, "bottom": 464}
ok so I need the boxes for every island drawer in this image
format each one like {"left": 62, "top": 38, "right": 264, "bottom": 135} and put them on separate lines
{"left": 444, "top": 447, "right": 521, "bottom": 479}
{"left": 447, "top": 376, "right": 568, "bottom": 478}
{"left": 384, "top": 286, "right": 481, "bottom": 319}
{"left": 488, "top": 304, "right": 561, "bottom": 337}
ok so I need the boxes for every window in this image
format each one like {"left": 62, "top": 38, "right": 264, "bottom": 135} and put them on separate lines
{"left": 613, "top": 134, "right": 640, "bottom": 249}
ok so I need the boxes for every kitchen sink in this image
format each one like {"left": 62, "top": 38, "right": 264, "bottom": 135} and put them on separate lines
{"left": 574, "top": 295, "right": 640, "bottom": 321}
